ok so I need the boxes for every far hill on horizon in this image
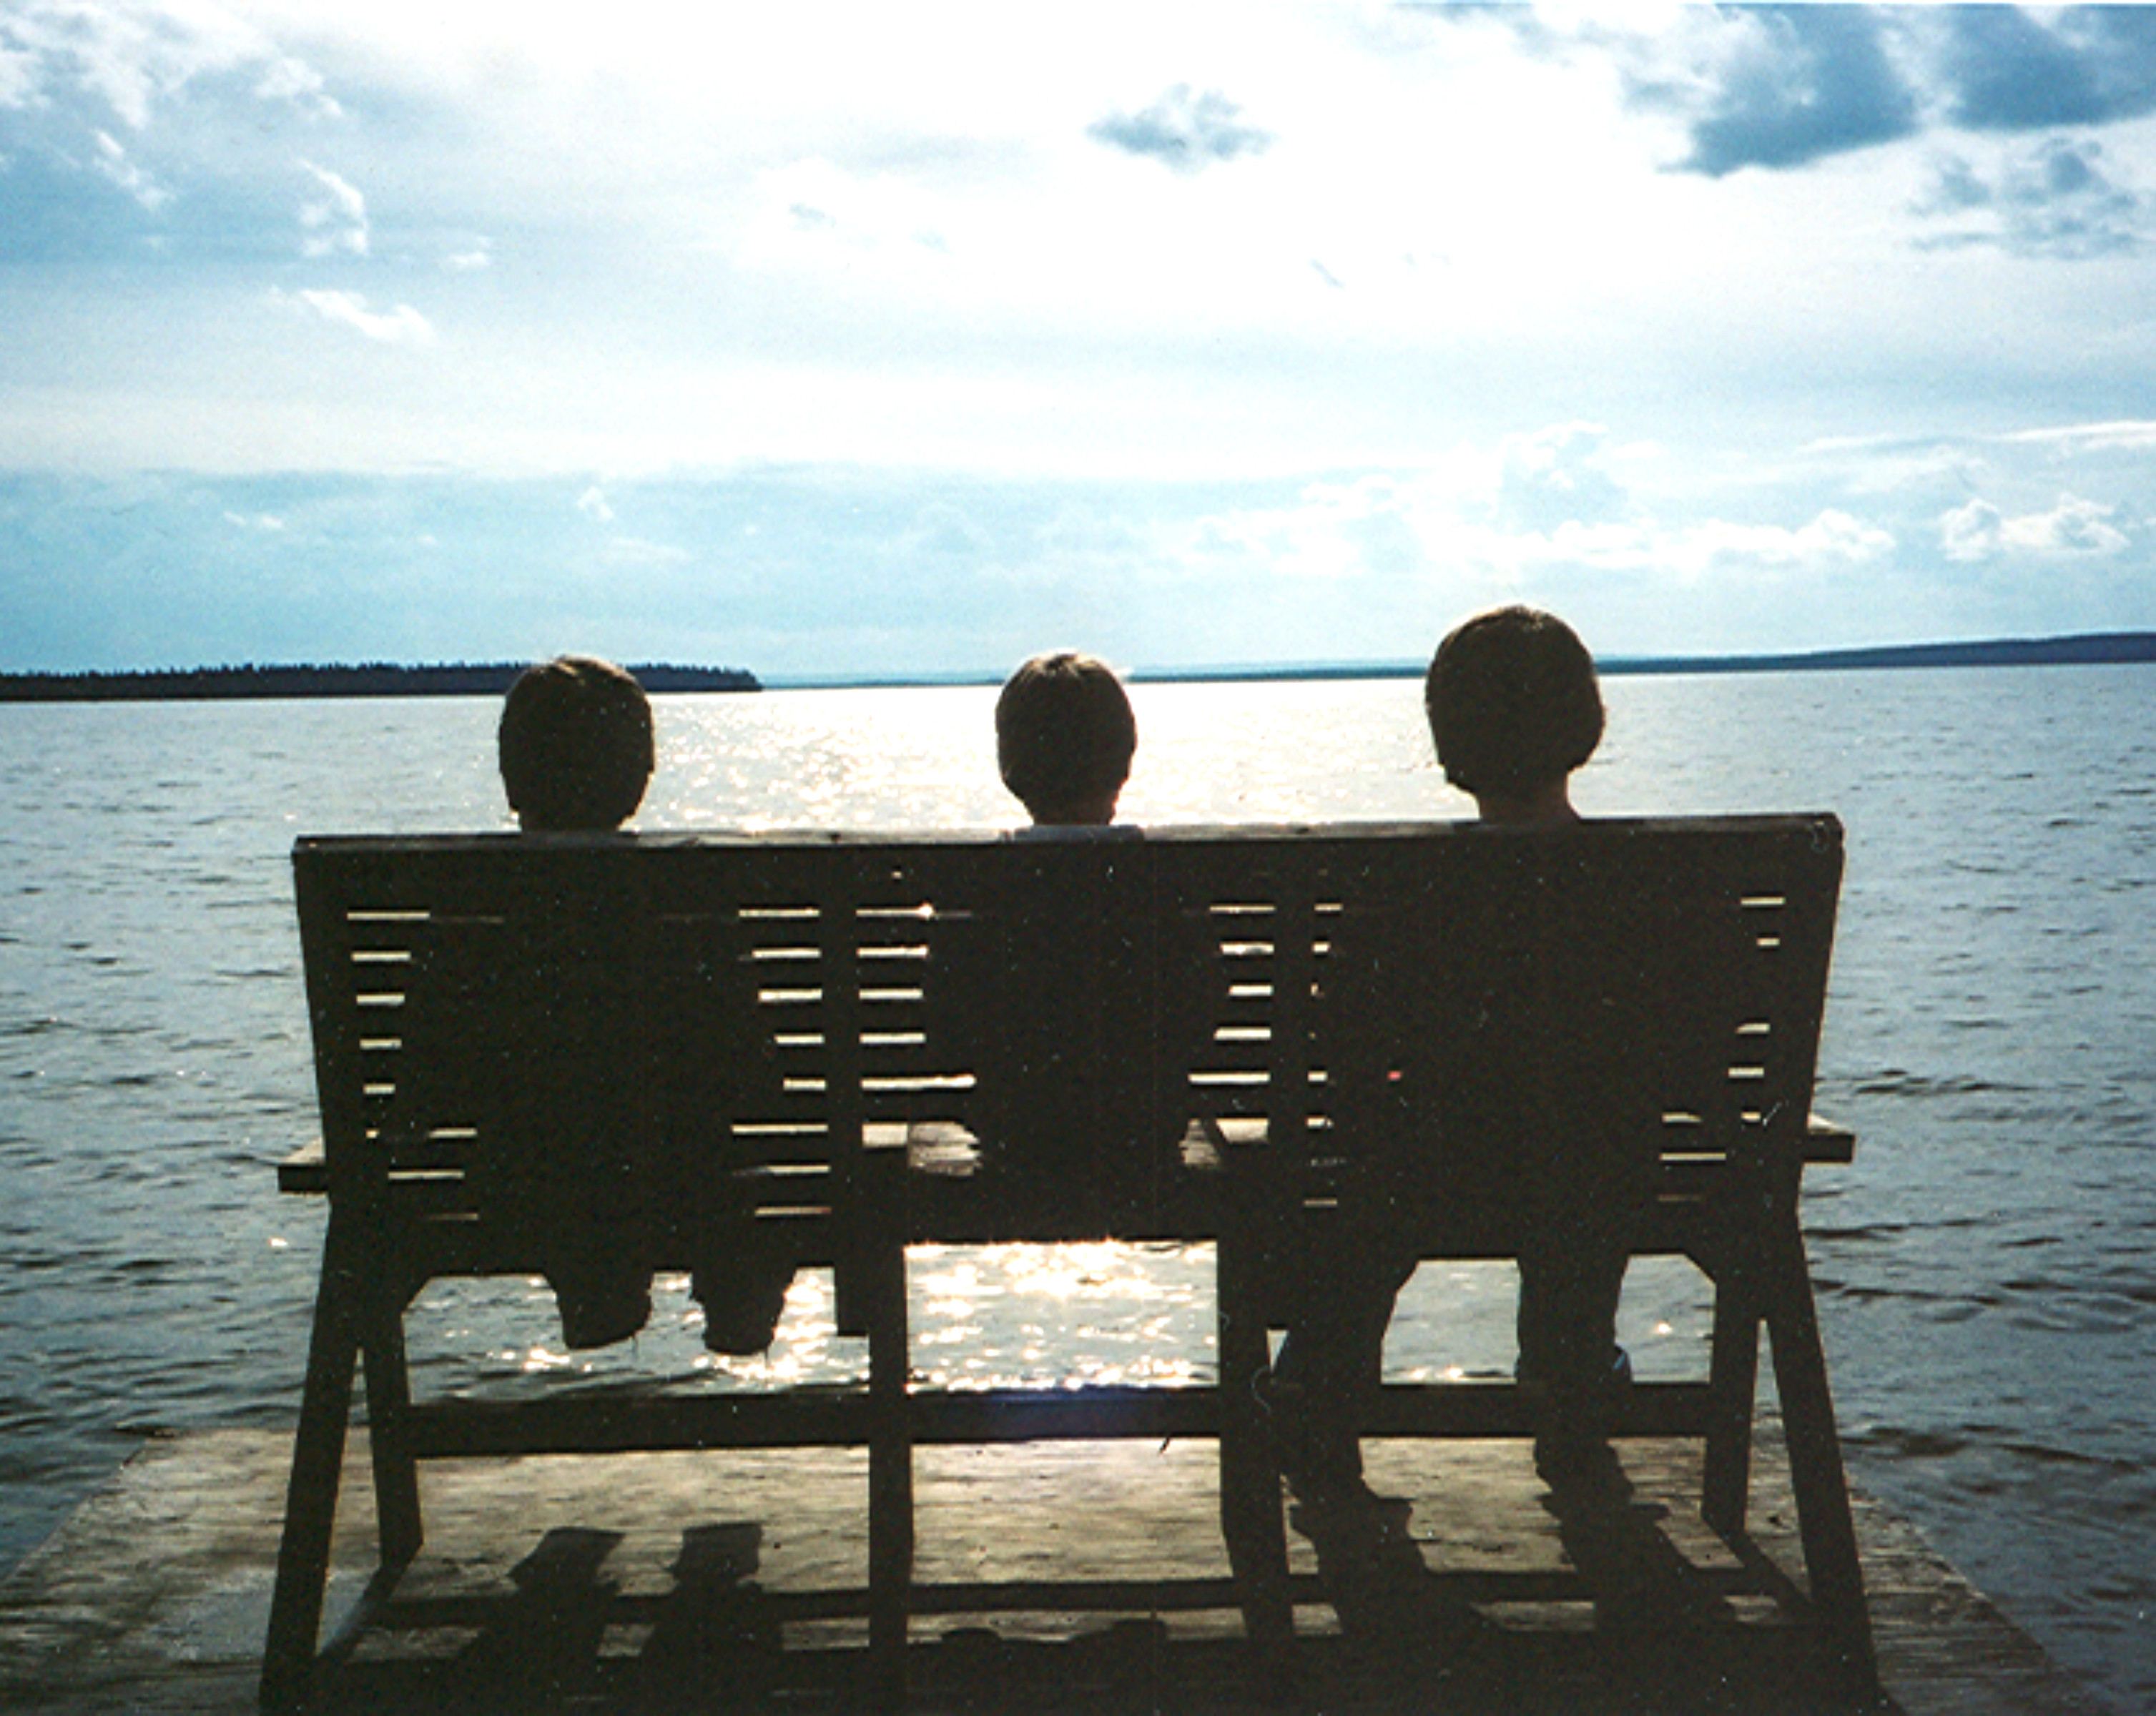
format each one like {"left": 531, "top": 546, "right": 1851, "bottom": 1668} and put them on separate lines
{"left": 1598, "top": 629, "right": 2156, "bottom": 677}
{"left": 0, "top": 661, "right": 759, "bottom": 703}
{"left": 1118, "top": 628, "right": 2156, "bottom": 686}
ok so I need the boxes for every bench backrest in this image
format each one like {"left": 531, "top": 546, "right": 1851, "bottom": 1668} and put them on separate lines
{"left": 292, "top": 815, "right": 1841, "bottom": 1276}
{"left": 1278, "top": 818, "right": 1844, "bottom": 1254}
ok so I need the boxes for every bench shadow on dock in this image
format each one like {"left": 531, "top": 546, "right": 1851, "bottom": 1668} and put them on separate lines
{"left": 1, "top": 1423, "right": 2115, "bottom": 1715}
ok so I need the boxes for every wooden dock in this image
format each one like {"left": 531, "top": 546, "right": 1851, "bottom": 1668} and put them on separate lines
{"left": 0, "top": 1421, "right": 2114, "bottom": 1715}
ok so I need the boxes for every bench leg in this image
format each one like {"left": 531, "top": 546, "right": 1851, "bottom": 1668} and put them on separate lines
{"left": 260, "top": 1223, "right": 364, "bottom": 1712}
{"left": 1702, "top": 1236, "right": 1763, "bottom": 1535}
{"left": 1216, "top": 1230, "right": 1294, "bottom": 1659}
{"left": 359, "top": 1301, "right": 423, "bottom": 1568}
{"left": 864, "top": 1241, "right": 913, "bottom": 1710}
{"left": 1762, "top": 1217, "right": 1877, "bottom": 1696}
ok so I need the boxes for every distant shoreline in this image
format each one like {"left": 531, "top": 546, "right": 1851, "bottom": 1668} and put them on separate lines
{"left": 0, "top": 662, "right": 759, "bottom": 703}
{"left": 1603, "top": 629, "right": 2156, "bottom": 677}
{"left": 2, "top": 631, "right": 2150, "bottom": 701}
{"left": 1143, "top": 630, "right": 2156, "bottom": 684}
{"left": 779, "top": 630, "right": 2156, "bottom": 689}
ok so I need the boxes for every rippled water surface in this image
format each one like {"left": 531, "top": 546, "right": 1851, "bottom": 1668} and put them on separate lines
{"left": 2, "top": 669, "right": 2151, "bottom": 1710}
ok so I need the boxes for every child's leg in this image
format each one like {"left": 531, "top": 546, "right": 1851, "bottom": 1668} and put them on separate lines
{"left": 1517, "top": 1240, "right": 1631, "bottom": 1488}
{"left": 1270, "top": 1244, "right": 1417, "bottom": 1496}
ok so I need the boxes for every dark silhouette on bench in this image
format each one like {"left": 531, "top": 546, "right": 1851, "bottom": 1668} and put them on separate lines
{"left": 490, "top": 656, "right": 790, "bottom": 1354}
{"left": 1271, "top": 607, "right": 1639, "bottom": 1527}
{"left": 932, "top": 652, "right": 1218, "bottom": 1236}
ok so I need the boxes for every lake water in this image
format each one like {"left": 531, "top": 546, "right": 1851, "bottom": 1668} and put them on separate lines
{"left": 2, "top": 668, "right": 2152, "bottom": 1710}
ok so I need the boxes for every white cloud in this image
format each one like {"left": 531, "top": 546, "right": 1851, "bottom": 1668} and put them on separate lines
{"left": 443, "top": 239, "right": 492, "bottom": 272}
{"left": 1940, "top": 497, "right": 2002, "bottom": 562}
{"left": 297, "top": 158, "right": 367, "bottom": 257}
{"left": 0, "top": 1, "right": 334, "bottom": 129}
{"left": 1186, "top": 472, "right": 1429, "bottom": 582}
{"left": 1088, "top": 84, "right": 1274, "bottom": 174}
{"left": 2002, "top": 420, "right": 2156, "bottom": 453}
{"left": 2005, "top": 493, "right": 2130, "bottom": 555}
{"left": 1941, "top": 491, "right": 2128, "bottom": 561}
{"left": 1664, "top": 510, "right": 1896, "bottom": 577}
{"left": 601, "top": 536, "right": 690, "bottom": 567}
{"left": 1182, "top": 429, "right": 1660, "bottom": 585}
{"left": 0, "top": 38, "right": 40, "bottom": 109}
{"left": 92, "top": 128, "right": 169, "bottom": 210}
{"left": 1497, "top": 423, "right": 1630, "bottom": 533}
{"left": 1914, "top": 137, "right": 2149, "bottom": 258}
{"left": 900, "top": 500, "right": 993, "bottom": 559}
{"left": 221, "top": 510, "right": 285, "bottom": 531}
{"left": 576, "top": 486, "right": 614, "bottom": 523}
{"left": 744, "top": 158, "right": 956, "bottom": 267}
{"left": 278, "top": 287, "right": 435, "bottom": 345}
{"left": 252, "top": 47, "right": 339, "bottom": 118}
{"left": 1186, "top": 453, "right": 1897, "bottom": 601}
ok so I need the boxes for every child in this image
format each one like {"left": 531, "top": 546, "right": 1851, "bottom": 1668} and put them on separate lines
{"left": 1427, "top": 608, "right": 1633, "bottom": 1489}
{"left": 937, "top": 652, "right": 1204, "bottom": 1233}
{"left": 491, "top": 656, "right": 789, "bottom": 1355}
{"left": 1274, "top": 607, "right": 1633, "bottom": 1522}
{"left": 478, "top": 657, "right": 658, "bottom": 1347}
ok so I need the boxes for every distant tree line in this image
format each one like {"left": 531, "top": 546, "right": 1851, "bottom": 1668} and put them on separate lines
{"left": 1597, "top": 632, "right": 2156, "bottom": 676}
{"left": 1143, "top": 631, "right": 2156, "bottom": 684}
{"left": 0, "top": 661, "right": 760, "bottom": 702}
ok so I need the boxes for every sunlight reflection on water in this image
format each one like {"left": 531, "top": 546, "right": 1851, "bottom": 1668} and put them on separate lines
{"left": 328, "top": 679, "right": 1788, "bottom": 1402}
{"left": 651, "top": 679, "right": 1453, "bottom": 832}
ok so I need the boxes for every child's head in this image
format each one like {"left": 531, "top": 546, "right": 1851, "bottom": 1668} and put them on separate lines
{"left": 995, "top": 651, "right": 1137, "bottom": 826}
{"left": 1425, "top": 606, "right": 1603, "bottom": 806}
{"left": 497, "top": 656, "right": 655, "bottom": 831}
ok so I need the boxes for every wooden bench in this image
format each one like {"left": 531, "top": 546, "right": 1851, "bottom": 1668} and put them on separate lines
{"left": 261, "top": 816, "right": 1873, "bottom": 1707}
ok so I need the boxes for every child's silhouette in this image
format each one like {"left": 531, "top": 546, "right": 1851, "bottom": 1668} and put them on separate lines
{"left": 1274, "top": 608, "right": 1637, "bottom": 1524}
{"left": 486, "top": 657, "right": 789, "bottom": 1354}
{"left": 935, "top": 653, "right": 1207, "bottom": 1234}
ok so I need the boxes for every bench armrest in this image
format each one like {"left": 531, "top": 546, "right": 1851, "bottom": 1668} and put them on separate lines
{"left": 278, "top": 1143, "right": 328, "bottom": 1196}
{"left": 1805, "top": 1115, "right": 1856, "bottom": 1165}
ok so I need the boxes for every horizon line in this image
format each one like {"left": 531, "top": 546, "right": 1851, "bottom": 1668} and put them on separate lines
{"left": 4, "top": 628, "right": 2152, "bottom": 698}
{"left": 772, "top": 628, "right": 2156, "bottom": 689}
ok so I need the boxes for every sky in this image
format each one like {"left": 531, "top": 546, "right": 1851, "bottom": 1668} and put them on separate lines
{"left": 5, "top": 2, "right": 2156, "bottom": 680}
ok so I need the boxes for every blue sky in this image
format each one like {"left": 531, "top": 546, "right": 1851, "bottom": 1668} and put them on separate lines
{"left": 6, "top": 3, "right": 2156, "bottom": 679}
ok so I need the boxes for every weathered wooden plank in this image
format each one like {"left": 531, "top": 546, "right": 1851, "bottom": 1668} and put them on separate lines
{"left": 1, "top": 1428, "right": 2115, "bottom": 1715}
